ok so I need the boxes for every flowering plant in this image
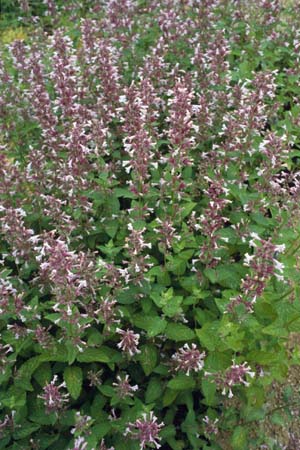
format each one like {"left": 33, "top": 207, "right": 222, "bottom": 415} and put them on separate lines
{"left": 1, "top": 1, "right": 300, "bottom": 449}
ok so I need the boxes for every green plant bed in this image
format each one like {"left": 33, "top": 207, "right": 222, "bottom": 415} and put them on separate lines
{"left": 1, "top": 1, "right": 300, "bottom": 449}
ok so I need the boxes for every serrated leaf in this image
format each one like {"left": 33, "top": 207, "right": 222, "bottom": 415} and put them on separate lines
{"left": 33, "top": 362, "right": 52, "bottom": 387}
{"left": 145, "top": 377, "right": 163, "bottom": 403}
{"left": 167, "top": 375, "right": 195, "bottom": 391}
{"left": 15, "top": 356, "right": 42, "bottom": 391}
{"left": 243, "top": 406, "right": 265, "bottom": 422}
{"left": 165, "top": 323, "right": 195, "bottom": 341}
{"left": 99, "top": 385, "right": 115, "bottom": 397}
{"left": 180, "top": 202, "right": 197, "bottom": 219}
{"left": 64, "top": 366, "right": 83, "bottom": 400}
{"left": 13, "top": 422, "right": 40, "bottom": 440}
{"left": 32, "top": 433, "right": 59, "bottom": 450}
{"left": 196, "top": 322, "right": 222, "bottom": 351}
{"left": 231, "top": 426, "right": 248, "bottom": 450}
{"left": 87, "top": 329, "right": 104, "bottom": 346}
{"left": 139, "top": 344, "right": 158, "bottom": 375}
{"left": 2, "top": 387, "right": 26, "bottom": 408}
{"left": 29, "top": 408, "right": 57, "bottom": 426}
{"left": 66, "top": 342, "right": 78, "bottom": 365}
{"left": 105, "top": 219, "right": 119, "bottom": 238}
{"left": 76, "top": 347, "right": 112, "bottom": 363}
{"left": 166, "top": 438, "right": 185, "bottom": 450}
{"left": 160, "top": 425, "right": 176, "bottom": 439}
{"left": 201, "top": 378, "right": 217, "bottom": 406}
{"left": 163, "top": 388, "right": 178, "bottom": 407}
{"left": 40, "top": 344, "right": 70, "bottom": 363}
{"left": 246, "top": 350, "right": 280, "bottom": 365}
{"left": 90, "top": 422, "right": 111, "bottom": 440}
{"left": 133, "top": 314, "right": 167, "bottom": 337}
{"left": 0, "top": 438, "right": 11, "bottom": 450}
{"left": 114, "top": 187, "right": 136, "bottom": 198}
{"left": 262, "top": 322, "right": 289, "bottom": 338}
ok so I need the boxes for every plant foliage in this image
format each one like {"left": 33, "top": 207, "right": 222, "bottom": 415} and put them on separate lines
{"left": 1, "top": 1, "right": 300, "bottom": 449}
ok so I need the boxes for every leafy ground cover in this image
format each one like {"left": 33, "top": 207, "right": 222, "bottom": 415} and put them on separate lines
{"left": 1, "top": 1, "right": 300, "bottom": 449}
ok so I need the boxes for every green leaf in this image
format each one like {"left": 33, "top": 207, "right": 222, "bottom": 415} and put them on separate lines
{"left": 77, "top": 346, "right": 116, "bottom": 363}
{"left": 270, "top": 411, "right": 286, "bottom": 426}
{"left": 262, "top": 322, "right": 289, "bottom": 338}
{"left": 66, "top": 341, "right": 79, "bottom": 365}
{"left": 29, "top": 407, "right": 57, "bottom": 426}
{"left": 90, "top": 422, "right": 111, "bottom": 440}
{"left": 167, "top": 375, "right": 195, "bottom": 391}
{"left": 165, "top": 439, "right": 185, "bottom": 450}
{"left": 246, "top": 350, "right": 280, "bottom": 365}
{"left": 99, "top": 385, "right": 115, "bottom": 397}
{"left": 231, "top": 426, "right": 248, "bottom": 450}
{"left": 165, "top": 323, "right": 195, "bottom": 341}
{"left": 196, "top": 322, "right": 222, "bottom": 351}
{"left": 114, "top": 187, "right": 136, "bottom": 198}
{"left": 204, "top": 351, "right": 231, "bottom": 371}
{"left": 87, "top": 328, "right": 104, "bottom": 346}
{"left": 13, "top": 422, "right": 40, "bottom": 440}
{"left": 145, "top": 377, "right": 163, "bottom": 403}
{"left": 15, "top": 356, "right": 42, "bottom": 391}
{"left": 180, "top": 202, "right": 197, "bottom": 219}
{"left": 166, "top": 257, "right": 186, "bottom": 275}
{"left": 201, "top": 378, "right": 217, "bottom": 406}
{"left": 105, "top": 219, "right": 119, "bottom": 238}
{"left": 243, "top": 406, "right": 265, "bottom": 422}
{"left": 32, "top": 433, "right": 59, "bottom": 450}
{"left": 63, "top": 366, "right": 83, "bottom": 400}
{"left": 1, "top": 387, "right": 26, "bottom": 408}
{"left": 33, "top": 363, "right": 52, "bottom": 387}
{"left": 139, "top": 344, "right": 158, "bottom": 375}
{"left": 246, "top": 386, "right": 265, "bottom": 407}
{"left": 133, "top": 314, "right": 167, "bottom": 337}
{"left": 163, "top": 296, "right": 183, "bottom": 317}
{"left": 204, "top": 265, "right": 243, "bottom": 289}
{"left": 163, "top": 388, "right": 178, "bottom": 407}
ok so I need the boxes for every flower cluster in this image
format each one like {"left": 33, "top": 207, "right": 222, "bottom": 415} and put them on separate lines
{"left": 124, "top": 412, "right": 164, "bottom": 450}
{"left": 38, "top": 375, "right": 70, "bottom": 415}
{"left": 171, "top": 343, "right": 206, "bottom": 375}
{"left": 0, "top": 412, "right": 15, "bottom": 438}
{"left": 69, "top": 437, "right": 88, "bottom": 450}
{"left": 71, "top": 412, "right": 93, "bottom": 436}
{"left": 203, "top": 416, "right": 219, "bottom": 437}
{"left": 228, "top": 234, "right": 286, "bottom": 313}
{"left": 116, "top": 328, "right": 141, "bottom": 357}
{"left": 113, "top": 374, "right": 139, "bottom": 399}
{"left": 205, "top": 361, "right": 255, "bottom": 398}
{"left": 0, "top": 343, "right": 13, "bottom": 374}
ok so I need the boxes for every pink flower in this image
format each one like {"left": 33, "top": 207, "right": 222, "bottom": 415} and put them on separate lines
{"left": 203, "top": 416, "right": 219, "bottom": 436}
{"left": 116, "top": 328, "right": 141, "bottom": 356}
{"left": 205, "top": 361, "right": 255, "bottom": 398}
{"left": 0, "top": 412, "right": 14, "bottom": 438}
{"left": 124, "top": 411, "right": 164, "bottom": 449}
{"left": 113, "top": 374, "right": 138, "bottom": 398}
{"left": 171, "top": 343, "right": 206, "bottom": 375}
{"left": 69, "top": 437, "right": 88, "bottom": 450}
{"left": 0, "top": 343, "right": 13, "bottom": 374}
{"left": 38, "top": 375, "right": 69, "bottom": 414}
{"left": 95, "top": 298, "right": 119, "bottom": 329}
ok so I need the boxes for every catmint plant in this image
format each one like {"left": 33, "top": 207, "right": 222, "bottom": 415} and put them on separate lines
{"left": 0, "top": 1, "right": 300, "bottom": 449}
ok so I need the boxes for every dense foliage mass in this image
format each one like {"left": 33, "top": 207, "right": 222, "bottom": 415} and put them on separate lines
{"left": 1, "top": 0, "right": 300, "bottom": 449}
